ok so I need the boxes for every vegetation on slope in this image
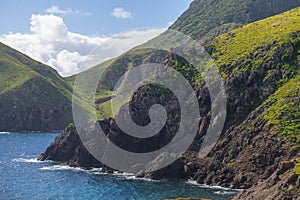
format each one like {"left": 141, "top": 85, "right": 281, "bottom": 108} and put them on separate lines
{"left": 0, "top": 42, "right": 73, "bottom": 131}
{"left": 210, "top": 7, "right": 300, "bottom": 67}
{"left": 170, "top": 0, "right": 300, "bottom": 40}
{"left": 0, "top": 42, "right": 72, "bottom": 103}
{"left": 200, "top": 7, "right": 300, "bottom": 127}
{"left": 263, "top": 74, "right": 300, "bottom": 144}
{"left": 66, "top": 1, "right": 300, "bottom": 121}
{"left": 39, "top": 1, "right": 300, "bottom": 198}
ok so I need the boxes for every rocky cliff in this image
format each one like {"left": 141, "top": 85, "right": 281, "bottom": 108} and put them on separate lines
{"left": 39, "top": 2, "right": 300, "bottom": 199}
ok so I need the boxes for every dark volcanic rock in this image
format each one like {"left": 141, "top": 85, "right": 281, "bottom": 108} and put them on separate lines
{"left": 38, "top": 2, "right": 300, "bottom": 199}
{"left": 39, "top": 38, "right": 300, "bottom": 187}
{"left": 38, "top": 124, "right": 102, "bottom": 168}
{"left": 143, "top": 158, "right": 187, "bottom": 180}
{"left": 233, "top": 158, "right": 300, "bottom": 200}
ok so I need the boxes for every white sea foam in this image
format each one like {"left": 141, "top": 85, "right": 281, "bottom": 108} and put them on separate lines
{"left": 0, "top": 132, "right": 10, "bottom": 135}
{"left": 12, "top": 158, "right": 43, "bottom": 163}
{"left": 113, "top": 171, "right": 135, "bottom": 176}
{"left": 39, "top": 165, "right": 103, "bottom": 173}
{"left": 214, "top": 190, "right": 237, "bottom": 195}
{"left": 125, "top": 176, "right": 161, "bottom": 182}
{"left": 91, "top": 170, "right": 136, "bottom": 178}
{"left": 186, "top": 180, "right": 199, "bottom": 185}
{"left": 39, "top": 165, "right": 87, "bottom": 171}
{"left": 186, "top": 180, "right": 243, "bottom": 192}
{"left": 90, "top": 170, "right": 160, "bottom": 182}
{"left": 89, "top": 168, "right": 103, "bottom": 173}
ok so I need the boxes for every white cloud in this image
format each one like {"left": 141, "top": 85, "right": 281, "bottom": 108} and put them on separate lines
{"left": 48, "top": 50, "right": 87, "bottom": 75}
{"left": 47, "top": 5, "right": 92, "bottom": 16}
{"left": 112, "top": 7, "right": 132, "bottom": 19}
{"left": 0, "top": 13, "right": 165, "bottom": 76}
{"left": 30, "top": 14, "right": 68, "bottom": 41}
{"left": 82, "top": 28, "right": 167, "bottom": 68}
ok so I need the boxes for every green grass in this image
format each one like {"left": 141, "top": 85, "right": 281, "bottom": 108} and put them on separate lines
{"left": 170, "top": 0, "right": 300, "bottom": 40}
{"left": 96, "top": 100, "right": 113, "bottom": 119}
{"left": 211, "top": 7, "right": 300, "bottom": 67}
{"left": 0, "top": 42, "right": 73, "bottom": 98}
{"left": 94, "top": 90, "right": 114, "bottom": 119}
{"left": 63, "top": 75, "right": 76, "bottom": 86}
{"left": 0, "top": 42, "right": 73, "bottom": 110}
{"left": 75, "top": 5, "right": 300, "bottom": 125}
{"left": 0, "top": 59, "right": 37, "bottom": 94}
{"left": 295, "top": 158, "right": 300, "bottom": 174}
{"left": 95, "top": 90, "right": 113, "bottom": 100}
{"left": 263, "top": 74, "right": 300, "bottom": 144}
{"left": 0, "top": 45, "right": 39, "bottom": 94}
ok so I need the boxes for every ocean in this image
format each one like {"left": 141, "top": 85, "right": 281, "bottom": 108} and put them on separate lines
{"left": 0, "top": 132, "right": 238, "bottom": 200}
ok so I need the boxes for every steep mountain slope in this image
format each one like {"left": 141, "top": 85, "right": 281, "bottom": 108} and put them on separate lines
{"left": 40, "top": 1, "right": 300, "bottom": 199}
{"left": 66, "top": 0, "right": 300, "bottom": 121}
{"left": 0, "top": 42, "right": 73, "bottom": 131}
{"left": 231, "top": 74, "right": 300, "bottom": 199}
{"left": 170, "top": 0, "right": 300, "bottom": 40}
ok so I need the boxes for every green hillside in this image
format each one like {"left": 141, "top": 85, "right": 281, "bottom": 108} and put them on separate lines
{"left": 0, "top": 42, "right": 73, "bottom": 131}
{"left": 170, "top": 0, "right": 300, "bottom": 40}
{"left": 210, "top": 7, "right": 300, "bottom": 66}
{"left": 40, "top": 1, "right": 300, "bottom": 199}
{"left": 74, "top": 3, "right": 300, "bottom": 120}
{"left": 76, "top": 2, "right": 300, "bottom": 196}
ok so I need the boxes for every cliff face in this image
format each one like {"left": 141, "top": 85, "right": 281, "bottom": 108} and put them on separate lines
{"left": 38, "top": 124, "right": 102, "bottom": 168}
{"left": 39, "top": 2, "right": 300, "bottom": 199}
{"left": 233, "top": 160, "right": 300, "bottom": 199}
{"left": 0, "top": 42, "right": 73, "bottom": 132}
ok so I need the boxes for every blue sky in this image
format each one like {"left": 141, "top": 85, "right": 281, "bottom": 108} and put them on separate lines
{"left": 0, "top": 0, "right": 193, "bottom": 76}
{"left": 1, "top": 0, "right": 192, "bottom": 36}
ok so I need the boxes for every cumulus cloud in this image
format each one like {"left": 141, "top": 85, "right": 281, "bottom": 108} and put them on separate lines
{"left": 46, "top": 5, "right": 92, "bottom": 16}
{"left": 0, "top": 13, "right": 165, "bottom": 76}
{"left": 30, "top": 14, "right": 68, "bottom": 41}
{"left": 112, "top": 7, "right": 132, "bottom": 19}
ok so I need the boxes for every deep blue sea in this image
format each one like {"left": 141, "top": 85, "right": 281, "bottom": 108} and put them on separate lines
{"left": 0, "top": 132, "right": 238, "bottom": 200}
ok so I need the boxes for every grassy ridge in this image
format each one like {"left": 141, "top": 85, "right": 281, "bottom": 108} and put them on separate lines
{"left": 0, "top": 42, "right": 73, "bottom": 102}
{"left": 211, "top": 7, "right": 300, "bottom": 67}
{"left": 93, "top": 7, "right": 300, "bottom": 120}
{"left": 68, "top": 2, "right": 300, "bottom": 120}
{"left": 0, "top": 44, "right": 38, "bottom": 93}
{"left": 170, "top": 0, "right": 300, "bottom": 40}
{"left": 0, "top": 42, "right": 73, "bottom": 131}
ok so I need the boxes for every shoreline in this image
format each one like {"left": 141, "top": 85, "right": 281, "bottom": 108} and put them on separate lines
{"left": 25, "top": 157, "right": 242, "bottom": 194}
{"left": 15, "top": 156, "right": 241, "bottom": 193}
{"left": 0, "top": 130, "right": 62, "bottom": 134}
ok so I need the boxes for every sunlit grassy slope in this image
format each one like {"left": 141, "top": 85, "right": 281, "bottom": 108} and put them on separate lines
{"left": 170, "top": 0, "right": 300, "bottom": 40}
{"left": 0, "top": 42, "right": 73, "bottom": 131}
{"left": 211, "top": 7, "right": 300, "bottom": 67}
{"left": 89, "top": 7, "right": 300, "bottom": 120}
{"left": 0, "top": 42, "right": 73, "bottom": 103}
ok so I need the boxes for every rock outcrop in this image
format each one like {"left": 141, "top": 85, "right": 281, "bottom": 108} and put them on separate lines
{"left": 38, "top": 2, "right": 300, "bottom": 199}
{"left": 233, "top": 160, "right": 300, "bottom": 200}
{"left": 38, "top": 124, "right": 102, "bottom": 168}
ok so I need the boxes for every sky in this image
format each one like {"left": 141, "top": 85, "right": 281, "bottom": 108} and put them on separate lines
{"left": 0, "top": 0, "right": 193, "bottom": 76}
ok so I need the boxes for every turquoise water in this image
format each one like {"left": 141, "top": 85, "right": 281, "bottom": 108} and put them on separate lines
{"left": 0, "top": 133, "right": 237, "bottom": 200}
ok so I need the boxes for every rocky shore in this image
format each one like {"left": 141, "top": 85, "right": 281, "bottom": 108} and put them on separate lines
{"left": 39, "top": 3, "right": 300, "bottom": 199}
